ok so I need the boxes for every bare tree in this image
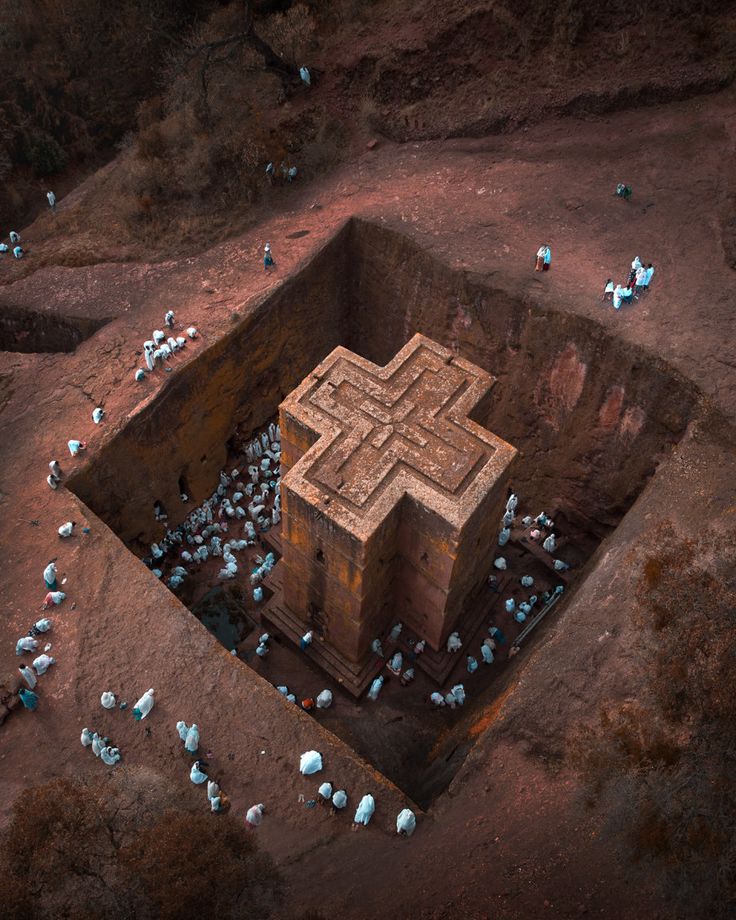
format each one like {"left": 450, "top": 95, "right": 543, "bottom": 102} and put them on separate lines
{"left": 169, "top": 0, "right": 297, "bottom": 121}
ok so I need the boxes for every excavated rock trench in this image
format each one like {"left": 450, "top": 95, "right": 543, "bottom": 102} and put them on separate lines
{"left": 68, "top": 219, "right": 700, "bottom": 804}
{"left": 0, "top": 304, "right": 110, "bottom": 353}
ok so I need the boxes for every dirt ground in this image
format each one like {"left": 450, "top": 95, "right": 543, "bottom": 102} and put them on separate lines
{"left": 1, "top": 85, "right": 736, "bottom": 919}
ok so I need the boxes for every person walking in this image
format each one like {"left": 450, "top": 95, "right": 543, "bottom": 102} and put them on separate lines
{"left": 535, "top": 244, "right": 551, "bottom": 272}
{"left": 264, "top": 243, "right": 275, "bottom": 272}
{"left": 43, "top": 560, "right": 58, "bottom": 590}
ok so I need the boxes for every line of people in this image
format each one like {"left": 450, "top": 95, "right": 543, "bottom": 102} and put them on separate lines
{"left": 139, "top": 312, "right": 198, "bottom": 381}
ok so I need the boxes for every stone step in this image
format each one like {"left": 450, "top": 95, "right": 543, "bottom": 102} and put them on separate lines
{"left": 260, "top": 588, "right": 385, "bottom": 697}
{"left": 510, "top": 526, "right": 571, "bottom": 583}
{"left": 263, "top": 524, "right": 282, "bottom": 556}
{"left": 400, "top": 573, "right": 512, "bottom": 685}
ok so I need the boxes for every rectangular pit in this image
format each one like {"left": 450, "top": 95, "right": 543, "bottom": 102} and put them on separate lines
{"left": 68, "top": 219, "right": 698, "bottom": 805}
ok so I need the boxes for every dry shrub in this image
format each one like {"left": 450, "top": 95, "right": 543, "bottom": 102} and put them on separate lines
{"left": 552, "top": 0, "right": 585, "bottom": 48}
{"left": 259, "top": 3, "right": 317, "bottom": 67}
{"left": 0, "top": 773, "right": 281, "bottom": 920}
{"left": 569, "top": 702, "right": 681, "bottom": 797}
{"left": 569, "top": 523, "right": 736, "bottom": 917}
{"left": 0, "top": 0, "right": 211, "bottom": 221}
{"left": 120, "top": 810, "right": 280, "bottom": 920}
{"left": 137, "top": 124, "right": 170, "bottom": 161}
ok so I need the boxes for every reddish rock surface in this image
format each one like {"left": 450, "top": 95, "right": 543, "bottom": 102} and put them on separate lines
{"left": 0, "top": 87, "right": 735, "bottom": 919}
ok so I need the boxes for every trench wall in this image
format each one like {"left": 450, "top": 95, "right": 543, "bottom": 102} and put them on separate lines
{"left": 71, "top": 218, "right": 701, "bottom": 553}
{"left": 346, "top": 219, "right": 699, "bottom": 535}
{"left": 0, "top": 305, "right": 110, "bottom": 353}
{"left": 70, "top": 227, "right": 351, "bottom": 548}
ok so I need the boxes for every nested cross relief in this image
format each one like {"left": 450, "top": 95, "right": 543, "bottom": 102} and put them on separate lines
{"left": 293, "top": 343, "right": 496, "bottom": 510}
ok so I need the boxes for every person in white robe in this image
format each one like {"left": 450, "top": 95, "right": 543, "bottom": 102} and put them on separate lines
{"left": 190, "top": 761, "right": 208, "bottom": 784}
{"left": 353, "top": 794, "right": 375, "bottom": 826}
{"left": 396, "top": 808, "right": 417, "bottom": 837}
{"left": 132, "top": 688, "right": 155, "bottom": 720}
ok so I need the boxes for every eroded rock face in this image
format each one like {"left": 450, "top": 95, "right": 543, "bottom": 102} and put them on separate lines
{"left": 0, "top": 304, "right": 110, "bottom": 353}
{"left": 540, "top": 342, "right": 587, "bottom": 427}
{"left": 69, "top": 229, "right": 351, "bottom": 549}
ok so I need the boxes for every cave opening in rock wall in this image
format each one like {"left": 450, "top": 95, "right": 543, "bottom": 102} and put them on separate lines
{"left": 68, "top": 218, "right": 697, "bottom": 806}
{"left": 0, "top": 304, "right": 112, "bottom": 353}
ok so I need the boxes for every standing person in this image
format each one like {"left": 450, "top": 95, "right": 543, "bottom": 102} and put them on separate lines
{"left": 644, "top": 263, "right": 655, "bottom": 288}
{"left": 299, "top": 66, "right": 311, "bottom": 86}
{"left": 144, "top": 340, "right": 155, "bottom": 372}
{"left": 603, "top": 279, "right": 614, "bottom": 302}
{"left": 264, "top": 243, "right": 275, "bottom": 273}
{"left": 185, "top": 724, "right": 200, "bottom": 754}
{"left": 300, "top": 629, "right": 313, "bottom": 651}
{"left": 18, "top": 664, "right": 37, "bottom": 689}
{"left": 43, "top": 560, "right": 58, "bottom": 591}
{"left": 628, "top": 256, "right": 642, "bottom": 287}
{"left": 536, "top": 244, "right": 551, "bottom": 272}
{"left": 367, "top": 676, "right": 383, "bottom": 701}
{"left": 47, "top": 191, "right": 56, "bottom": 211}
{"left": 132, "top": 688, "right": 155, "bottom": 720}
{"left": 164, "top": 310, "right": 175, "bottom": 329}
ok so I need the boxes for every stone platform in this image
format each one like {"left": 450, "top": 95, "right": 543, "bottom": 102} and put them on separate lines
{"left": 510, "top": 514, "right": 571, "bottom": 585}
{"left": 260, "top": 582, "right": 386, "bottom": 696}
{"left": 259, "top": 559, "right": 513, "bottom": 696}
